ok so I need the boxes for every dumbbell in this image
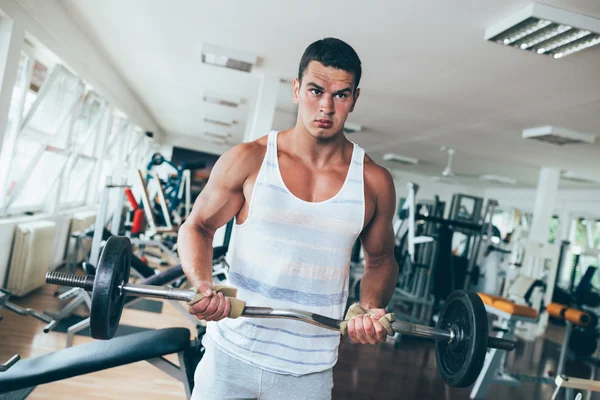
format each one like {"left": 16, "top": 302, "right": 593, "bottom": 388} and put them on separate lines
{"left": 46, "top": 236, "right": 515, "bottom": 388}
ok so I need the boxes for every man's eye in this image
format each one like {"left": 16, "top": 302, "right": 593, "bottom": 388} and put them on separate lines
{"left": 335, "top": 93, "right": 347, "bottom": 99}
{"left": 310, "top": 89, "right": 322, "bottom": 95}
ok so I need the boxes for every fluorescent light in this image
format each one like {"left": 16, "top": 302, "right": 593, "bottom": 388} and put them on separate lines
{"left": 485, "top": 3, "right": 600, "bottom": 58}
{"left": 383, "top": 153, "right": 419, "bottom": 165}
{"left": 518, "top": 24, "right": 572, "bottom": 50}
{"left": 522, "top": 126, "right": 596, "bottom": 145}
{"left": 201, "top": 44, "right": 257, "bottom": 72}
{"left": 537, "top": 29, "right": 592, "bottom": 53}
{"left": 479, "top": 175, "right": 517, "bottom": 185}
{"left": 553, "top": 34, "right": 600, "bottom": 58}
{"left": 500, "top": 19, "right": 553, "bottom": 45}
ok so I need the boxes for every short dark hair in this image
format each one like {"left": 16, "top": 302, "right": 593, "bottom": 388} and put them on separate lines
{"left": 298, "top": 38, "right": 362, "bottom": 91}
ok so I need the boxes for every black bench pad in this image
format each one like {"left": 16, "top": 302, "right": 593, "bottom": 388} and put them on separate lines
{"left": 0, "top": 327, "right": 190, "bottom": 393}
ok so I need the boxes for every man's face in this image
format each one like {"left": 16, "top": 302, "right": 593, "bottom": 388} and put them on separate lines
{"left": 293, "top": 61, "right": 360, "bottom": 140}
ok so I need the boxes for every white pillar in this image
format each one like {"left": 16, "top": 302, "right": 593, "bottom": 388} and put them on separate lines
{"left": 522, "top": 167, "right": 561, "bottom": 340}
{"left": 529, "top": 167, "right": 561, "bottom": 243}
{"left": 0, "top": 18, "right": 24, "bottom": 152}
{"left": 243, "top": 75, "right": 280, "bottom": 142}
{"left": 0, "top": 18, "right": 25, "bottom": 210}
{"left": 87, "top": 105, "right": 114, "bottom": 205}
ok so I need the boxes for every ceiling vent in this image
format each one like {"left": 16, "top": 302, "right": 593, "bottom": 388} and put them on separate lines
{"left": 383, "top": 153, "right": 419, "bottom": 165}
{"left": 204, "top": 117, "right": 237, "bottom": 127}
{"left": 203, "top": 131, "right": 231, "bottom": 140}
{"left": 201, "top": 44, "right": 257, "bottom": 72}
{"left": 485, "top": 3, "right": 600, "bottom": 58}
{"left": 203, "top": 93, "right": 243, "bottom": 108}
{"left": 561, "top": 170, "right": 600, "bottom": 184}
{"left": 343, "top": 122, "right": 362, "bottom": 134}
{"left": 522, "top": 126, "right": 596, "bottom": 145}
{"left": 201, "top": 131, "right": 233, "bottom": 145}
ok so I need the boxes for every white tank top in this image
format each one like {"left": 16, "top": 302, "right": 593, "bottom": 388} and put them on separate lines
{"left": 206, "top": 130, "right": 365, "bottom": 376}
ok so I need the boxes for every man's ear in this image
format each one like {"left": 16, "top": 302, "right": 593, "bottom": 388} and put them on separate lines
{"left": 350, "top": 88, "right": 360, "bottom": 112}
{"left": 293, "top": 78, "right": 300, "bottom": 104}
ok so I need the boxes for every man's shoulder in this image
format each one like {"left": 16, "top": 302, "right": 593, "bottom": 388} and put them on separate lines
{"left": 225, "top": 135, "right": 269, "bottom": 165}
{"left": 363, "top": 153, "right": 394, "bottom": 189}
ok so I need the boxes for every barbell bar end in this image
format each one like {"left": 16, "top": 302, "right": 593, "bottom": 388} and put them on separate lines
{"left": 46, "top": 271, "right": 94, "bottom": 292}
{"left": 487, "top": 336, "right": 516, "bottom": 351}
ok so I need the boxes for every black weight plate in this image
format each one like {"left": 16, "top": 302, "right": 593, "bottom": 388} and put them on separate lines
{"left": 569, "top": 328, "right": 598, "bottom": 357}
{"left": 90, "top": 236, "right": 131, "bottom": 340}
{"left": 435, "top": 290, "right": 488, "bottom": 387}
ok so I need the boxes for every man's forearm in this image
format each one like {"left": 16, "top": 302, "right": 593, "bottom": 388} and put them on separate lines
{"left": 178, "top": 223, "right": 215, "bottom": 288}
{"left": 359, "top": 256, "right": 399, "bottom": 309}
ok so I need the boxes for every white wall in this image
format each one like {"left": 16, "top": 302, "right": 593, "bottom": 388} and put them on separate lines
{"left": 272, "top": 109, "right": 296, "bottom": 132}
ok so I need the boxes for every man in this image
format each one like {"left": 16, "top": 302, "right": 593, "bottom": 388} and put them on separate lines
{"left": 178, "top": 37, "right": 398, "bottom": 400}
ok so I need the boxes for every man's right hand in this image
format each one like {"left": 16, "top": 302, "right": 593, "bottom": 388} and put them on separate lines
{"left": 188, "top": 281, "right": 231, "bottom": 321}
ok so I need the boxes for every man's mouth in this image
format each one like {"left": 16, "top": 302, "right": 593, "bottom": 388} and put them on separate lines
{"left": 316, "top": 119, "right": 333, "bottom": 128}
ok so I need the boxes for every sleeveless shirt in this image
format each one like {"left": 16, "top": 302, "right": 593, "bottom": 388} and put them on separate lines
{"left": 206, "top": 130, "right": 366, "bottom": 376}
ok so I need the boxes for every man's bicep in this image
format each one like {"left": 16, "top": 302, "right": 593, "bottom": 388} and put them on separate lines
{"left": 360, "top": 169, "right": 397, "bottom": 261}
{"left": 185, "top": 145, "right": 249, "bottom": 233}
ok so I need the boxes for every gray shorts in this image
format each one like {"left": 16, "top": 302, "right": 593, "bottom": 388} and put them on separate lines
{"left": 191, "top": 336, "right": 333, "bottom": 400}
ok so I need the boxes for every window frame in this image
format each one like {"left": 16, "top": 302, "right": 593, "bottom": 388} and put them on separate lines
{"left": 19, "top": 64, "right": 85, "bottom": 144}
{"left": 3, "top": 145, "right": 70, "bottom": 216}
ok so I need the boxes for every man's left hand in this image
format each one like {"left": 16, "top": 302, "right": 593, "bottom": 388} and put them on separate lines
{"left": 347, "top": 308, "right": 388, "bottom": 345}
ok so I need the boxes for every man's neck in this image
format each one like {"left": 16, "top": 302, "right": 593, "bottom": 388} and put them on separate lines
{"left": 285, "top": 125, "right": 351, "bottom": 168}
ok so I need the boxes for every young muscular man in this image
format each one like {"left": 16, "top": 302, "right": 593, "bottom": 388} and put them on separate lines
{"left": 178, "top": 37, "right": 399, "bottom": 399}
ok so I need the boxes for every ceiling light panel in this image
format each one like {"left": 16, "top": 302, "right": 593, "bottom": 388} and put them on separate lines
{"left": 522, "top": 126, "right": 596, "bottom": 145}
{"left": 485, "top": 3, "right": 600, "bottom": 58}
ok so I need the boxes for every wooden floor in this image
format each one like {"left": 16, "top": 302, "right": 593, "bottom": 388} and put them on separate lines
{"left": 2, "top": 282, "right": 600, "bottom": 399}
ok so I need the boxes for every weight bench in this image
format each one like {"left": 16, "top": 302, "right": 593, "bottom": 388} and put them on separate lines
{"left": 0, "top": 327, "right": 197, "bottom": 399}
{"left": 470, "top": 293, "right": 539, "bottom": 399}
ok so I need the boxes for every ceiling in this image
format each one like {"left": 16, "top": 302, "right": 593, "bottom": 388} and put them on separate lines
{"left": 60, "top": 0, "right": 600, "bottom": 188}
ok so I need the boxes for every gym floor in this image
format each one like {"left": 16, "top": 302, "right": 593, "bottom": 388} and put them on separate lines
{"left": 1, "top": 283, "right": 597, "bottom": 400}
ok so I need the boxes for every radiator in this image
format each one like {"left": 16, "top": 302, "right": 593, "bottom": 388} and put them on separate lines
{"left": 6, "top": 220, "right": 57, "bottom": 297}
{"left": 66, "top": 211, "right": 97, "bottom": 264}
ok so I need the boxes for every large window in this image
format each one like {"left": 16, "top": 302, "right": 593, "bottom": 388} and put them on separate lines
{"left": 60, "top": 155, "right": 96, "bottom": 207}
{"left": 491, "top": 207, "right": 558, "bottom": 243}
{"left": 0, "top": 35, "right": 158, "bottom": 217}
{"left": 0, "top": 52, "right": 37, "bottom": 209}
{"left": 2, "top": 63, "right": 86, "bottom": 215}
{"left": 69, "top": 91, "right": 108, "bottom": 157}
{"left": 557, "top": 217, "right": 600, "bottom": 290}
{"left": 8, "top": 147, "right": 69, "bottom": 213}
{"left": 96, "top": 113, "right": 131, "bottom": 195}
